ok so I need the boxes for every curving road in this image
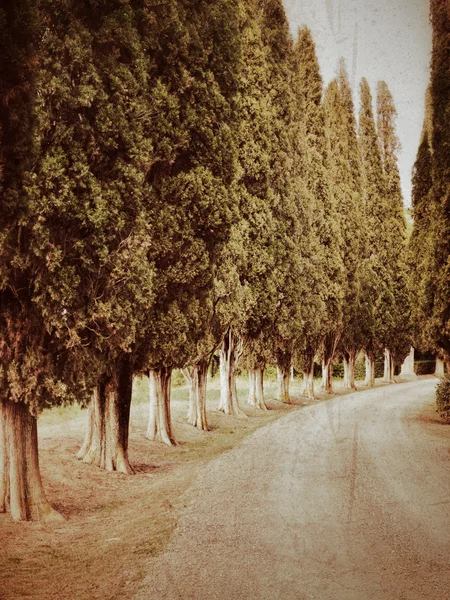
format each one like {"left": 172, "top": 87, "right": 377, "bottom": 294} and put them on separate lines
{"left": 135, "top": 379, "right": 450, "bottom": 600}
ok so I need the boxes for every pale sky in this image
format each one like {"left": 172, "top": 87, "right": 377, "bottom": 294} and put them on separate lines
{"left": 283, "top": 0, "right": 432, "bottom": 206}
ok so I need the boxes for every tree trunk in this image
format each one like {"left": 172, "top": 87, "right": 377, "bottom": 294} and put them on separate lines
{"left": 389, "top": 355, "right": 395, "bottom": 382}
{"left": 248, "top": 366, "right": 267, "bottom": 410}
{"left": 321, "top": 359, "right": 334, "bottom": 394}
{"left": 77, "top": 358, "right": 135, "bottom": 474}
{"left": 399, "top": 346, "right": 417, "bottom": 380}
{"left": 435, "top": 357, "right": 445, "bottom": 377}
{"left": 344, "top": 352, "right": 357, "bottom": 390}
{"left": 219, "top": 330, "right": 246, "bottom": 417}
{"left": 277, "top": 365, "right": 291, "bottom": 403}
{"left": 364, "top": 353, "right": 375, "bottom": 387}
{"left": 248, "top": 369, "right": 256, "bottom": 405}
{"left": 276, "top": 349, "right": 291, "bottom": 403}
{"left": 301, "top": 356, "right": 315, "bottom": 400}
{"left": 321, "top": 332, "right": 340, "bottom": 394}
{"left": 0, "top": 399, "right": 8, "bottom": 514}
{"left": 185, "top": 361, "right": 208, "bottom": 431}
{"left": 0, "top": 399, "right": 63, "bottom": 522}
{"left": 343, "top": 351, "right": 357, "bottom": 390}
{"left": 147, "top": 366, "right": 175, "bottom": 446}
{"left": 383, "top": 348, "right": 395, "bottom": 383}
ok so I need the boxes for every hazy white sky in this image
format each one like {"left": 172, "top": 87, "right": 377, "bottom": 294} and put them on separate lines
{"left": 283, "top": 0, "right": 432, "bottom": 206}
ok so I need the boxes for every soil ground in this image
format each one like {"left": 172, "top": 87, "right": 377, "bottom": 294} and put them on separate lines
{"left": 0, "top": 374, "right": 436, "bottom": 600}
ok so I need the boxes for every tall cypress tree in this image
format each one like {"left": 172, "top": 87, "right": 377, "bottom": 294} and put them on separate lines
{"left": 376, "top": 81, "right": 412, "bottom": 374}
{"left": 258, "top": 0, "right": 311, "bottom": 404}
{"left": 292, "top": 27, "right": 344, "bottom": 397}
{"left": 324, "top": 64, "right": 369, "bottom": 390}
{"left": 358, "top": 77, "right": 392, "bottom": 384}
{"left": 0, "top": 0, "right": 156, "bottom": 518}
{"left": 233, "top": 1, "right": 278, "bottom": 412}
{"left": 134, "top": 0, "right": 243, "bottom": 442}
{"left": 427, "top": 0, "right": 450, "bottom": 359}
{"left": 409, "top": 91, "right": 438, "bottom": 354}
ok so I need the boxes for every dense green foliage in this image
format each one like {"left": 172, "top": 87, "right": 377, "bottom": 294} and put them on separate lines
{"left": 324, "top": 65, "right": 369, "bottom": 364}
{"left": 292, "top": 28, "right": 344, "bottom": 374}
{"left": 436, "top": 376, "right": 450, "bottom": 422}
{"left": 376, "top": 81, "right": 412, "bottom": 364}
{"left": 0, "top": 0, "right": 423, "bottom": 519}
{"left": 409, "top": 0, "right": 450, "bottom": 362}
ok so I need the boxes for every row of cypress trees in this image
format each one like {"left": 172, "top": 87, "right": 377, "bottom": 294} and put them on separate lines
{"left": 0, "top": 0, "right": 411, "bottom": 521}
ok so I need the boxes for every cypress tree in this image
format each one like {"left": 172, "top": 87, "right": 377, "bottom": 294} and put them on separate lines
{"left": 410, "top": 0, "right": 450, "bottom": 367}
{"left": 376, "top": 81, "right": 412, "bottom": 375}
{"left": 358, "top": 77, "right": 392, "bottom": 384}
{"left": 0, "top": 0, "right": 156, "bottom": 518}
{"left": 427, "top": 0, "right": 450, "bottom": 359}
{"left": 292, "top": 27, "right": 344, "bottom": 398}
{"left": 324, "top": 64, "right": 368, "bottom": 391}
{"left": 409, "top": 92, "right": 438, "bottom": 354}
{"left": 233, "top": 2, "right": 278, "bottom": 412}
{"left": 257, "top": 0, "right": 311, "bottom": 404}
{"left": 135, "top": 0, "right": 243, "bottom": 440}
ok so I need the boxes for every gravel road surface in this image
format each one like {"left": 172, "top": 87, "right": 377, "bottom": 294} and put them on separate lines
{"left": 135, "top": 379, "right": 450, "bottom": 600}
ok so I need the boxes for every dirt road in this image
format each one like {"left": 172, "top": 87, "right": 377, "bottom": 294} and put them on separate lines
{"left": 135, "top": 379, "right": 450, "bottom": 600}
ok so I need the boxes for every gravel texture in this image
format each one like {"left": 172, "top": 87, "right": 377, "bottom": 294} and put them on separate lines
{"left": 135, "top": 378, "right": 450, "bottom": 600}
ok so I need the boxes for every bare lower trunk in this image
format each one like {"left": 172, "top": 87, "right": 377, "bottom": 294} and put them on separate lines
{"left": 185, "top": 361, "right": 208, "bottom": 431}
{"left": 321, "top": 332, "right": 340, "bottom": 394}
{"left": 78, "top": 358, "right": 134, "bottom": 474}
{"left": 248, "top": 369, "right": 256, "bottom": 404}
{"left": 301, "top": 357, "right": 315, "bottom": 399}
{"left": 364, "top": 353, "right": 375, "bottom": 387}
{"left": 321, "top": 359, "right": 334, "bottom": 394}
{"left": 248, "top": 367, "right": 267, "bottom": 410}
{"left": 383, "top": 348, "right": 395, "bottom": 383}
{"left": 147, "top": 366, "right": 175, "bottom": 446}
{"left": 302, "top": 360, "right": 316, "bottom": 400}
{"left": 0, "top": 400, "right": 8, "bottom": 514}
{"left": 277, "top": 365, "right": 291, "bottom": 403}
{"left": 435, "top": 357, "right": 445, "bottom": 378}
{"left": 399, "top": 347, "right": 416, "bottom": 380}
{"left": 219, "top": 330, "right": 246, "bottom": 417}
{"left": 343, "top": 352, "right": 357, "bottom": 390}
{"left": 0, "top": 399, "right": 63, "bottom": 522}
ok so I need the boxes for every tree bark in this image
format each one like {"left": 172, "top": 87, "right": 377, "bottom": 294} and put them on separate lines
{"left": 301, "top": 356, "right": 316, "bottom": 399}
{"left": 399, "top": 346, "right": 416, "bottom": 380}
{"left": 435, "top": 356, "right": 445, "bottom": 377}
{"left": 147, "top": 366, "right": 175, "bottom": 446}
{"left": 78, "top": 358, "right": 135, "bottom": 474}
{"left": 343, "top": 351, "right": 358, "bottom": 390}
{"left": 276, "top": 349, "right": 292, "bottom": 403}
{"left": 321, "top": 333, "right": 340, "bottom": 394}
{"left": 184, "top": 361, "right": 209, "bottom": 431}
{"left": 219, "top": 330, "right": 246, "bottom": 417}
{"left": 248, "top": 369, "right": 256, "bottom": 405}
{"left": 321, "top": 359, "right": 334, "bottom": 394}
{"left": 0, "top": 399, "right": 63, "bottom": 522}
{"left": 277, "top": 365, "right": 291, "bottom": 403}
{"left": 383, "top": 348, "right": 395, "bottom": 383}
{"left": 0, "top": 399, "right": 8, "bottom": 514}
{"left": 248, "top": 366, "right": 267, "bottom": 410}
{"left": 364, "top": 352, "right": 375, "bottom": 387}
